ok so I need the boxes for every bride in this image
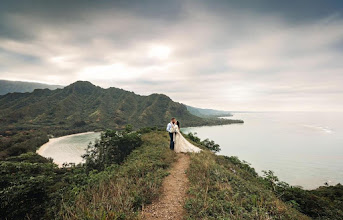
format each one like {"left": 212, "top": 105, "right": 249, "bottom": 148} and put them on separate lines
{"left": 168, "top": 119, "right": 201, "bottom": 153}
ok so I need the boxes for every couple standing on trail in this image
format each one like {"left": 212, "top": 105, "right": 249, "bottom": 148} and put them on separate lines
{"left": 166, "top": 117, "right": 201, "bottom": 153}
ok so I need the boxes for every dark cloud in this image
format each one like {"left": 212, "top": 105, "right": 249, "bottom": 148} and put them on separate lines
{"left": 199, "top": 0, "right": 343, "bottom": 22}
{"left": 0, "top": 0, "right": 343, "bottom": 111}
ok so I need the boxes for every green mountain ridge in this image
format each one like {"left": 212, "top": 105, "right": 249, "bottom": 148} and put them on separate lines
{"left": 0, "top": 81, "right": 242, "bottom": 134}
{"left": 0, "top": 79, "right": 234, "bottom": 119}
{"left": 186, "top": 105, "right": 232, "bottom": 117}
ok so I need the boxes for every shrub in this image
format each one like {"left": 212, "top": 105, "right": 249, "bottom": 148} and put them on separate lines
{"left": 186, "top": 132, "right": 221, "bottom": 153}
{"left": 83, "top": 129, "right": 143, "bottom": 172}
{"left": 201, "top": 138, "right": 221, "bottom": 153}
{"left": 61, "top": 131, "right": 175, "bottom": 219}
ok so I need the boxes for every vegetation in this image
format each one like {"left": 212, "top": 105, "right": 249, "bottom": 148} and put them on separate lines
{"left": 185, "top": 151, "right": 309, "bottom": 219}
{"left": 186, "top": 105, "right": 233, "bottom": 117}
{"left": 0, "top": 128, "right": 174, "bottom": 220}
{"left": 83, "top": 126, "right": 143, "bottom": 172}
{"left": 0, "top": 81, "right": 242, "bottom": 158}
{"left": 61, "top": 131, "right": 175, "bottom": 219}
{"left": 0, "top": 129, "right": 49, "bottom": 159}
{"left": 0, "top": 152, "right": 67, "bottom": 219}
{"left": 0, "top": 81, "right": 241, "bottom": 131}
{"left": 1, "top": 128, "right": 341, "bottom": 219}
{"left": 187, "top": 132, "right": 221, "bottom": 153}
{"left": 184, "top": 133, "right": 343, "bottom": 220}
{"left": 262, "top": 170, "right": 343, "bottom": 219}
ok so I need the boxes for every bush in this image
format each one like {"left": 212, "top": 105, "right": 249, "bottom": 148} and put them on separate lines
{"left": 186, "top": 132, "right": 221, "bottom": 153}
{"left": 261, "top": 171, "right": 343, "bottom": 219}
{"left": 61, "top": 131, "right": 175, "bottom": 219}
{"left": 83, "top": 129, "right": 143, "bottom": 172}
{"left": 0, "top": 155, "right": 59, "bottom": 219}
{"left": 201, "top": 138, "right": 221, "bottom": 153}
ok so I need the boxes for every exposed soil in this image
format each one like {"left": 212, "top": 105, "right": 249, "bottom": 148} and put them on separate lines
{"left": 141, "top": 153, "right": 190, "bottom": 220}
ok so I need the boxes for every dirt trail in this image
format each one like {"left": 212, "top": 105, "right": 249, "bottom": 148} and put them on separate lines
{"left": 141, "top": 153, "right": 190, "bottom": 220}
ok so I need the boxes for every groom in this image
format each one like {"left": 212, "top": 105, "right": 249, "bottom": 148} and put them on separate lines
{"left": 166, "top": 117, "right": 177, "bottom": 150}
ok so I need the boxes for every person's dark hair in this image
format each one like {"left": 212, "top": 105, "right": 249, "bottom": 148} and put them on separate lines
{"left": 177, "top": 121, "right": 180, "bottom": 128}
{"left": 171, "top": 117, "right": 175, "bottom": 120}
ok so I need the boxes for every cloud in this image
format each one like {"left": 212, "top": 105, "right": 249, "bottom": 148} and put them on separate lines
{"left": 0, "top": 0, "right": 343, "bottom": 111}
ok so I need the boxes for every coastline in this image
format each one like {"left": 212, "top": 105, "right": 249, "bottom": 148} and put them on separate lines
{"left": 182, "top": 112, "right": 343, "bottom": 190}
{"left": 36, "top": 131, "right": 97, "bottom": 156}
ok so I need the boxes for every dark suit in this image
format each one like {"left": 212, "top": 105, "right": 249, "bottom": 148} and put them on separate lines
{"left": 169, "top": 132, "right": 175, "bottom": 150}
{"left": 168, "top": 121, "right": 180, "bottom": 150}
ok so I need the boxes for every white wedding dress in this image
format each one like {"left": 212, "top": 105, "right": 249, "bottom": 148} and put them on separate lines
{"left": 172, "top": 125, "right": 202, "bottom": 153}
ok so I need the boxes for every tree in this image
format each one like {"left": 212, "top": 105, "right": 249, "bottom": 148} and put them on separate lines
{"left": 83, "top": 129, "right": 142, "bottom": 172}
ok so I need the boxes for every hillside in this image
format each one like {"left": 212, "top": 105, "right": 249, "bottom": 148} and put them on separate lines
{"left": 0, "top": 80, "right": 63, "bottom": 95}
{"left": 0, "top": 81, "right": 242, "bottom": 133}
{"left": 186, "top": 105, "right": 232, "bottom": 117}
{"left": 0, "top": 129, "right": 329, "bottom": 219}
{"left": 1, "top": 129, "right": 342, "bottom": 219}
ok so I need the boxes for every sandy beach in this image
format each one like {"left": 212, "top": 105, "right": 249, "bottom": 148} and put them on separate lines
{"left": 36, "top": 131, "right": 100, "bottom": 167}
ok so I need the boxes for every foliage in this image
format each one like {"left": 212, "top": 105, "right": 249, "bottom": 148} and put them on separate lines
{"left": 186, "top": 132, "right": 221, "bottom": 153}
{"left": 0, "top": 81, "right": 242, "bottom": 158}
{"left": 261, "top": 170, "right": 343, "bottom": 219}
{"left": 83, "top": 128, "right": 143, "bottom": 172}
{"left": 185, "top": 151, "right": 309, "bottom": 219}
{"left": 61, "top": 131, "right": 175, "bottom": 219}
{"left": 186, "top": 105, "right": 233, "bottom": 118}
{"left": 1, "top": 129, "right": 342, "bottom": 219}
{"left": 0, "top": 153, "right": 64, "bottom": 219}
{"left": 0, "top": 81, "right": 240, "bottom": 137}
{"left": 225, "top": 156, "right": 258, "bottom": 177}
{"left": 0, "top": 129, "right": 49, "bottom": 160}
{"left": 201, "top": 138, "right": 221, "bottom": 153}
{"left": 0, "top": 129, "right": 174, "bottom": 220}
{"left": 186, "top": 132, "right": 201, "bottom": 144}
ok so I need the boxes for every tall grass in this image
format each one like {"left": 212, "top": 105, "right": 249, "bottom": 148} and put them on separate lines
{"left": 61, "top": 131, "right": 175, "bottom": 219}
{"left": 185, "top": 151, "right": 310, "bottom": 219}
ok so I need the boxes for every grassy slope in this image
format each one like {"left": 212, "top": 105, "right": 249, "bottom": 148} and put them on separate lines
{"left": 185, "top": 149, "right": 310, "bottom": 219}
{"left": 61, "top": 131, "right": 175, "bottom": 219}
{"left": 61, "top": 131, "right": 309, "bottom": 220}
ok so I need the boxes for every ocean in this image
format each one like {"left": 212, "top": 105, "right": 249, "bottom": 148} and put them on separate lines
{"left": 36, "top": 112, "right": 343, "bottom": 189}
{"left": 182, "top": 112, "right": 343, "bottom": 189}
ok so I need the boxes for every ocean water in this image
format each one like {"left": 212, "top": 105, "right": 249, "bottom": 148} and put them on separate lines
{"left": 182, "top": 112, "right": 343, "bottom": 189}
{"left": 37, "top": 112, "right": 343, "bottom": 189}
{"left": 37, "top": 132, "right": 101, "bottom": 166}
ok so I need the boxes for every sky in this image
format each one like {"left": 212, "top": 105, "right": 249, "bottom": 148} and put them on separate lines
{"left": 1, "top": 0, "right": 343, "bottom": 111}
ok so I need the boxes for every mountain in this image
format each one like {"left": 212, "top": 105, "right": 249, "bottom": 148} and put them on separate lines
{"left": 0, "top": 81, "right": 243, "bottom": 135}
{"left": 186, "top": 105, "right": 232, "bottom": 117}
{"left": 0, "top": 80, "right": 63, "bottom": 95}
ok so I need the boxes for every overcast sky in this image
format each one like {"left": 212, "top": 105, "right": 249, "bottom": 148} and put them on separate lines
{"left": 1, "top": 0, "right": 343, "bottom": 111}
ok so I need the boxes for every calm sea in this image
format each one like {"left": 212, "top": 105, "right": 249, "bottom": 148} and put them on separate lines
{"left": 37, "top": 112, "right": 343, "bottom": 189}
{"left": 182, "top": 112, "right": 343, "bottom": 189}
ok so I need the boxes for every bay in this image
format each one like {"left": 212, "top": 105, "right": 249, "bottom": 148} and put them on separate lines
{"left": 182, "top": 112, "right": 343, "bottom": 189}
{"left": 37, "top": 132, "right": 101, "bottom": 167}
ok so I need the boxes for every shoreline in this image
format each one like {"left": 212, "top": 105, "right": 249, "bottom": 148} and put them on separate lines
{"left": 36, "top": 131, "right": 97, "bottom": 156}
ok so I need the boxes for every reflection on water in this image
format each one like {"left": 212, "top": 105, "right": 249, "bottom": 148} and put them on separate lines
{"left": 37, "top": 132, "right": 101, "bottom": 166}
{"left": 182, "top": 112, "right": 343, "bottom": 189}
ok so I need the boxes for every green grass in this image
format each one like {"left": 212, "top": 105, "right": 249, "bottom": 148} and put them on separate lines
{"left": 2, "top": 130, "right": 339, "bottom": 219}
{"left": 61, "top": 131, "right": 175, "bottom": 220}
{"left": 185, "top": 150, "right": 310, "bottom": 220}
